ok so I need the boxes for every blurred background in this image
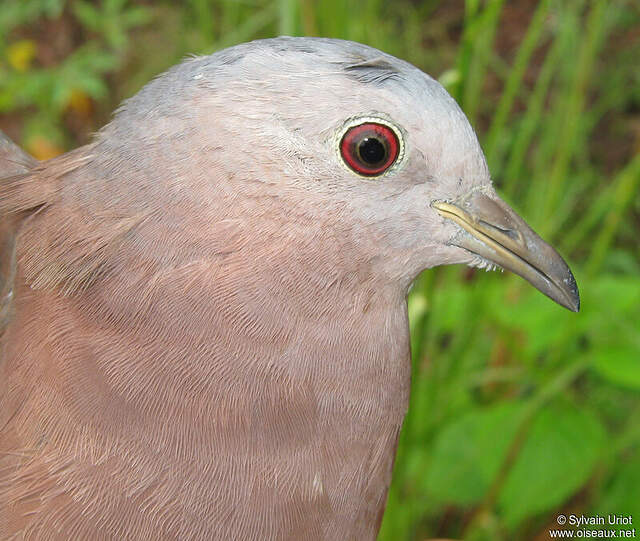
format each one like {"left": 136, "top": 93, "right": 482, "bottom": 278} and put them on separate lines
{"left": 1, "top": 0, "right": 638, "bottom": 539}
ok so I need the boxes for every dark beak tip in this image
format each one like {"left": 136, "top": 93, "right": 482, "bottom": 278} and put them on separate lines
{"left": 567, "top": 296, "right": 580, "bottom": 313}
{"left": 541, "top": 259, "right": 580, "bottom": 312}
{"left": 566, "top": 271, "right": 581, "bottom": 313}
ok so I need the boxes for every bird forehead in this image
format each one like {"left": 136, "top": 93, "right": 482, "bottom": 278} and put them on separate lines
{"left": 215, "top": 42, "right": 475, "bottom": 144}
{"left": 115, "top": 37, "right": 465, "bottom": 144}
{"left": 187, "top": 38, "right": 445, "bottom": 108}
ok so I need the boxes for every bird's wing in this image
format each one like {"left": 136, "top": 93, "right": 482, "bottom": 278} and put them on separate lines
{"left": 0, "top": 131, "right": 38, "bottom": 332}
{"left": 0, "top": 131, "right": 37, "bottom": 176}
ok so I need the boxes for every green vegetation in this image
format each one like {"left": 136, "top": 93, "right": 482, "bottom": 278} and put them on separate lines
{"left": 1, "top": 1, "right": 638, "bottom": 539}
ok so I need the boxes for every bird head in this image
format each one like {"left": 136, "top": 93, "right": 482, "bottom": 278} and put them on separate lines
{"left": 94, "top": 37, "right": 578, "bottom": 311}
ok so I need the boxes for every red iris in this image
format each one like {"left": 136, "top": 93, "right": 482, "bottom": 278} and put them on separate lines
{"left": 340, "top": 122, "right": 399, "bottom": 176}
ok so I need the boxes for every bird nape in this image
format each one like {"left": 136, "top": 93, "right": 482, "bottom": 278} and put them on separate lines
{"left": 0, "top": 37, "right": 579, "bottom": 540}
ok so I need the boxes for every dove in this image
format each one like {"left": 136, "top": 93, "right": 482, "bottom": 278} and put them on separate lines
{"left": 0, "top": 37, "right": 578, "bottom": 540}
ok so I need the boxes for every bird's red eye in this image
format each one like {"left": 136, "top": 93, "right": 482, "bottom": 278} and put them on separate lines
{"left": 340, "top": 122, "right": 400, "bottom": 176}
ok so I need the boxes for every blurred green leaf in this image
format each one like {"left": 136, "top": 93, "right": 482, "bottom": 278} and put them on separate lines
{"left": 72, "top": 0, "right": 152, "bottom": 51}
{"left": 0, "top": 0, "right": 65, "bottom": 37}
{"left": 580, "top": 275, "right": 640, "bottom": 390}
{"left": 592, "top": 346, "right": 640, "bottom": 390}
{"left": 428, "top": 278, "right": 474, "bottom": 334}
{"left": 498, "top": 401, "right": 606, "bottom": 528}
{"left": 425, "top": 401, "right": 525, "bottom": 505}
{"left": 72, "top": 1, "right": 102, "bottom": 32}
{"left": 583, "top": 274, "right": 640, "bottom": 319}
{"left": 487, "top": 280, "right": 575, "bottom": 360}
{"left": 52, "top": 45, "right": 118, "bottom": 109}
{"left": 593, "top": 456, "right": 640, "bottom": 524}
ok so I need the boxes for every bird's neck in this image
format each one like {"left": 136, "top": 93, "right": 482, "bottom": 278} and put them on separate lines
{"left": 81, "top": 247, "right": 411, "bottom": 433}
{"left": 12, "top": 227, "right": 414, "bottom": 447}
{"left": 4, "top": 225, "right": 413, "bottom": 539}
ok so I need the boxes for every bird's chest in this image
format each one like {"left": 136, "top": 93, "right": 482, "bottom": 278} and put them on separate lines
{"left": 144, "top": 301, "right": 412, "bottom": 539}
{"left": 3, "top": 281, "right": 412, "bottom": 540}
{"left": 108, "top": 325, "right": 412, "bottom": 540}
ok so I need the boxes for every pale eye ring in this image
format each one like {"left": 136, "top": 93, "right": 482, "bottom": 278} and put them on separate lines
{"left": 339, "top": 118, "right": 403, "bottom": 177}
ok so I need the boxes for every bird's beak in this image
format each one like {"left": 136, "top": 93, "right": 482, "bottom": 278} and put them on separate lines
{"left": 432, "top": 190, "right": 580, "bottom": 312}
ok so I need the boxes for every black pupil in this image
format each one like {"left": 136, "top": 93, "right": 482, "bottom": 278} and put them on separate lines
{"left": 358, "top": 137, "right": 386, "bottom": 165}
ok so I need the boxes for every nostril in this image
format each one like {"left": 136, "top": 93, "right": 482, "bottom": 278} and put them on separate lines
{"left": 478, "top": 220, "right": 524, "bottom": 244}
